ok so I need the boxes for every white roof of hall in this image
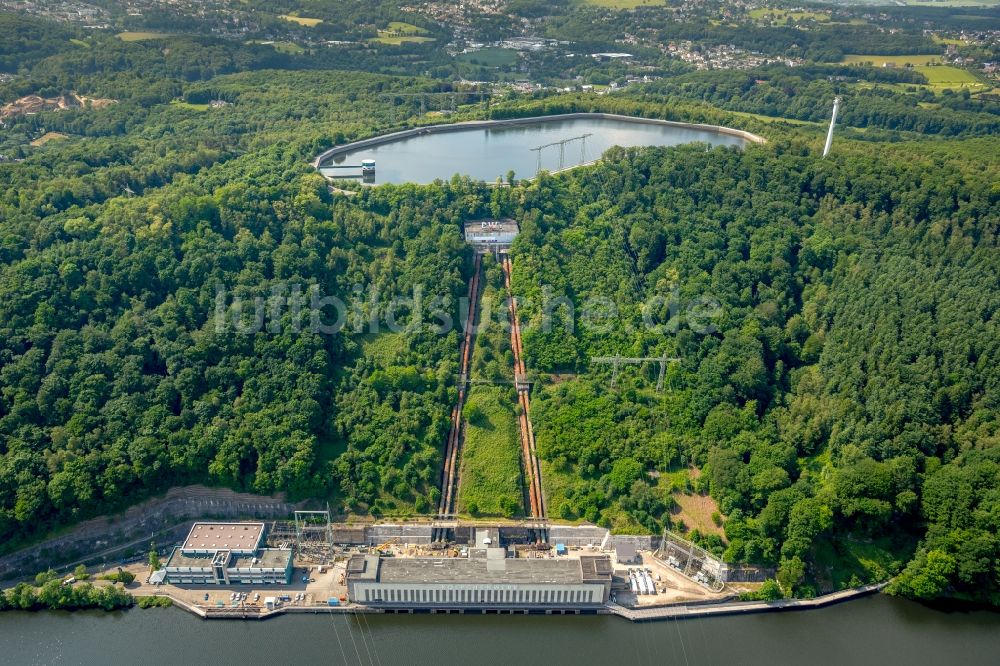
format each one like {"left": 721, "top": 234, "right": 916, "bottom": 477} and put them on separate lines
{"left": 181, "top": 522, "right": 264, "bottom": 553}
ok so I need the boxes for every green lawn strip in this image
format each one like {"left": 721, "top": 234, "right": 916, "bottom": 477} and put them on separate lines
{"left": 458, "top": 386, "right": 524, "bottom": 517}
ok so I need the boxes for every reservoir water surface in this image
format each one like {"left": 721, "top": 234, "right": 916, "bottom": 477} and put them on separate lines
{"left": 318, "top": 116, "right": 750, "bottom": 185}
{"left": 2, "top": 594, "right": 999, "bottom": 666}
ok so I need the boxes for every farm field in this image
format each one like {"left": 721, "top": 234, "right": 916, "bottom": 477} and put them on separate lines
{"left": 842, "top": 54, "right": 943, "bottom": 66}
{"left": 168, "top": 100, "right": 210, "bottom": 111}
{"left": 579, "top": 0, "right": 667, "bottom": 8}
{"left": 372, "top": 22, "right": 433, "bottom": 44}
{"left": 116, "top": 31, "right": 172, "bottom": 41}
{"left": 373, "top": 35, "right": 435, "bottom": 45}
{"left": 900, "top": 0, "right": 999, "bottom": 5}
{"left": 457, "top": 386, "right": 524, "bottom": 518}
{"left": 29, "top": 131, "right": 68, "bottom": 146}
{"left": 931, "top": 35, "right": 968, "bottom": 45}
{"left": 457, "top": 47, "right": 519, "bottom": 67}
{"left": 749, "top": 8, "right": 830, "bottom": 22}
{"left": 386, "top": 22, "right": 426, "bottom": 34}
{"left": 728, "top": 109, "right": 818, "bottom": 126}
{"left": 279, "top": 14, "right": 323, "bottom": 27}
{"left": 247, "top": 40, "right": 307, "bottom": 54}
{"left": 914, "top": 64, "right": 988, "bottom": 90}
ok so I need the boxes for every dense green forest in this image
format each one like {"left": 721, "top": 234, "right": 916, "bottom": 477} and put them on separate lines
{"left": 510, "top": 139, "right": 999, "bottom": 599}
{"left": 641, "top": 66, "right": 1000, "bottom": 137}
{"left": 1, "top": 5, "right": 999, "bottom": 606}
{"left": 0, "top": 57, "right": 498, "bottom": 541}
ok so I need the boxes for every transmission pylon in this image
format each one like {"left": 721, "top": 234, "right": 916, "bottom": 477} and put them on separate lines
{"left": 529, "top": 133, "right": 594, "bottom": 175}
{"left": 590, "top": 353, "right": 680, "bottom": 391}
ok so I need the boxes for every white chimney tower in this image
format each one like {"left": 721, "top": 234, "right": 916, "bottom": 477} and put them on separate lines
{"left": 823, "top": 97, "right": 841, "bottom": 158}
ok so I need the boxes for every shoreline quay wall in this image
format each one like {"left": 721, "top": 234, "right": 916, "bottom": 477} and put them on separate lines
{"left": 158, "top": 582, "right": 886, "bottom": 623}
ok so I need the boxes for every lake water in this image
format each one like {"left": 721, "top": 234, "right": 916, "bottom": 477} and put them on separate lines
{"left": 2, "top": 594, "right": 999, "bottom": 666}
{"left": 318, "top": 117, "right": 748, "bottom": 184}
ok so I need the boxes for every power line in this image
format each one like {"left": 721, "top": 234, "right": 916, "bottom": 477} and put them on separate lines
{"left": 590, "top": 354, "right": 681, "bottom": 391}
{"left": 529, "top": 133, "right": 593, "bottom": 174}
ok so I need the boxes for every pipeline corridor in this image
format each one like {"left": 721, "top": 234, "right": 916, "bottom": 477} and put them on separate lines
{"left": 502, "top": 254, "right": 546, "bottom": 521}
{"left": 434, "top": 252, "right": 546, "bottom": 543}
{"left": 436, "top": 253, "right": 482, "bottom": 527}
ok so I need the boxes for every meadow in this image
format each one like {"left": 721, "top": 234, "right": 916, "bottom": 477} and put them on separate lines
{"left": 279, "top": 14, "right": 323, "bottom": 27}
{"left": 29, "top": 131, "right": 68, "bottom": 146}
{"left": 842, "top": 54, "right": 943, "bottom": 66}
{"left": 578, "top": 0, "right": 667, "bottom": 8}
{"left": 457, "top": 47, "right": 519, "bottom": 67}
{"left": 748, "top": 8, "right": 830, "bottom": 22}
{"left": 914, "top": 64, "right": 988, "bottom": 90}
{"left": 372, "top": 22, "right": 434, "bottom": 45}
{"left": 457, "top": 386, "right": 525, "bottom": 518}
{"left": 116, "top": 31, "right": 172, "bottom": 41}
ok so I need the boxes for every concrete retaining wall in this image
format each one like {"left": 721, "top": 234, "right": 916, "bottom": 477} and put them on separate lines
{"left": 608, "top": 535, "right": 662, "bottom": 551}
{"left": 164, "top": 584, "right": 889, "bottom": 623}
{"left": 0, "top": 485, "right": 301, "bottom": 581}
{"left": 609, "top": 583, "right": 889, "bottom": 622}
{"left": 365, "top": 524, "right": 436, "bottom": 545}
{"left": 547, "top": 525, "right": 609, "bottom": 547}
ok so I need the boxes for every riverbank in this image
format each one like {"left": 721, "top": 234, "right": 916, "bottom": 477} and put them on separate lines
{"left": 311, "top": 112, "right": 767, "bottom": 169}
{"left": 607, "top": 582, "right": 888, "bottom": 622}
{"left": 5, "top": 593, "right": 999, "bottom": 666}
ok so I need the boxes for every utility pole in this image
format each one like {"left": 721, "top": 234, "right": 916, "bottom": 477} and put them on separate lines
{"left": 823, "top": 96, "right": 841, "bottom": 158}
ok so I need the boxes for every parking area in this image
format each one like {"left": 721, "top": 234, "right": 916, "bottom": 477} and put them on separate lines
{"left": 125, "top": 560, "right": 351, "bottom": 609}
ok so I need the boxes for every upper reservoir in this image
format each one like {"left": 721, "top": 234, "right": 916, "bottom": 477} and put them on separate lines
{"left": 316, "top": 114, "right": 759, "bottom": 185}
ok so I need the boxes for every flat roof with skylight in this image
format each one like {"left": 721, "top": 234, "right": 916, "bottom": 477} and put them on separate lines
{"left": 181, "top": 522, "right": 265, "bottom": 554}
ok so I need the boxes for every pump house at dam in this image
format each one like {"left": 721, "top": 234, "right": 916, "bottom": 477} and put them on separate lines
{"left": 346, "top": 550, "right": 614, "bottom": 607}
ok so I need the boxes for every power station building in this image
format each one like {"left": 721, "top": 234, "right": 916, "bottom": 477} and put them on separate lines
{"left": 164, "top": 522, "right": 293, "bottom": 586}
{"left": 346, "top": 550, "right": 613, "bottom": 607}
{"left": 464, "top": 219, "right": 519, "bottom": 252}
